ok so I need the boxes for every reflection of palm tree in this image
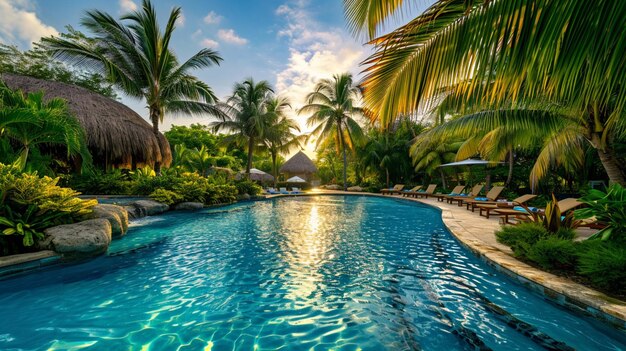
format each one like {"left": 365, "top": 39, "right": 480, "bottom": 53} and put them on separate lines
{"left": 212, "top": 79, "right": 274, "bottom": 176}
{"left": 262, "top": 97, "right": 306, "bottom": 186}
{"left": 44, "top": 0, "right": 222, "bottom": 174}
{"left": 345, "top": 0, "right": 626, "bottom": 185}
{"left": 0, "top": 85, "right": 89, "bottom": 170}
{"left": 300, "top": 73, "right": 364, "bottom": 190}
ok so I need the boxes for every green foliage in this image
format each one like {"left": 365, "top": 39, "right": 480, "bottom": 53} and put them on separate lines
{"left": 496, "top": 222, "right": 549, "bottom": 258}
{"left": 164, "top": 124, "right": 220, "bottom": 152}
{"left": 577, "top": 243, "right": 626, "bottom": 291}
{"left": 575, "top": 184, "right": 626, "bottom": 241}
{"left": 69, "top": 170, "right": 131, "bottom": 195}
{"left": 234, "top": 180, "right": 262, "bottom": 196}
{"left": 0, "top": 163, "right": 96, "bottom": 253}
{"left": 527, "top": 238, "right": 578, "bottom": 270}
{"left": 149, "top": 189, "right": 183, "bottom": 206}
{"left": 0, "top": 28, "right": 117, "bottom": 99}
{"left": 519, "top": 195, "right": 580, "bottom": 234}
{"left": 132, "top": 174, "right": 181, "bottom": 195}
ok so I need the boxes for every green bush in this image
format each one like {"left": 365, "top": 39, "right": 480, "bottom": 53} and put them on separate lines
{"left": 496, "top": 222, "right": 549, "bottom": 258}
{"left": 0, "top": 163, "right": 97, "bottom": 254}
{"left": 234, "top": 180, "right": 263, "bottom": 196}
{"left": 527, "top": 237, "right": 578, "bottom": 270}
{"left": 575, "top": 184, "right": 626, "bottom": 241}
{"left": 69, "top": 169, "right": 131, "bottom": 195}
{"left": 149, "top": 189, "right": 183, "bottom": 206}
{"left": 132, "top": 174, "right": 181, "bottom": 195}
{"left": 577, "top": 243, "right": 626, "bottom": 291}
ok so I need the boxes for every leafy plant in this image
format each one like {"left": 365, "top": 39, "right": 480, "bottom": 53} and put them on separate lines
{"left": 69, "top": 169, "right": 131, "bottom": 195}
{"left": 577, "top": 243, "right": 626, "bottom": 290}
{"left": 519, "top": 194, "right": 580, "bottom": 234}
{"left": 527, "top": 238, "right": 578, "bottom": 270}
{"left": 149, "top": 189, "right": 183, "bottom": 206}
{"left": 496, "top": 222, "right": 549, "bottom": 258}
{"left": 234, "top": 180, "right": 262, "bottom": 196}
{"left": 575, "top": 184, "right": 626, "bottom": 241}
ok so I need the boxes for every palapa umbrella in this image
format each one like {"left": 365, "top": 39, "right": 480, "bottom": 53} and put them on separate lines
{"left": 286, "top": 176, "right": 306, "bottom": 183}
{"left": 237, "top": 168, "right": 274, "bottom": 182}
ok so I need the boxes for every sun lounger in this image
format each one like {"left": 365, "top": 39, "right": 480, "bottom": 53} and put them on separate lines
{"left": 495, "top": 197, "right": 583, "bottom": 225}
{"left": 279, "top": 187, "right": 289, "bottom": 194}
{"left": 463, "top": 186, "right": 505, "bottom": 211}
{"left": 381, "top": 184, "right": 404, "bottom": 195}
{"left": 475, "top": 194, "right": 537, "bottom": 219}
{"left": 449, "top": 184, "right": 484, "bottom": 205}
{"left": 430, "top": 185, "right": 466, "bottom": 202}
{"left": 414, "top": 184, "right": 437, "bottom": 198}
{"left": 291, "top": 187, "right": 301, "bottom": 194}
{"left": 266, "top": 187, "right": 280, "bottom": 195}
{"left": 402, "top": 185, "right": 423, "bottom": 197}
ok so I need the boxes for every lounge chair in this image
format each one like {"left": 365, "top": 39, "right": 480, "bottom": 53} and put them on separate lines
{"left": 291, "top": 187, "right": 302, "bottom": 194}
{"left": 266, "top": 187, "right": 280, "bottom": 195}
{"left": 402, "top": 185, "right": 423, "bottom": 197}
{"left": 279, "top": 187, "right": 290, "bottom": 194}
{"left": 495, "top": 197, "right": 583, "bottom": 225}
{"left": 381, "top": 184, "right": 405, "bottom": 195}
{"left": 463, "top": 186, "right": 506, "bottom": 211}
{"left": 430, "top": 185, "right": 466, "bottom": 202}
{"left": 475, "top": 194, "right": 537, "bottom": 219}
{"left": 414, "top": 184, "right": 437, "bottom": 198}
{"left": 449, "top": 184, "right": 484, "bottom": 205}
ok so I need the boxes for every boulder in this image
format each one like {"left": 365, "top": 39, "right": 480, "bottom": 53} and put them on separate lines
{"left": 173, "top": 202, "right": 204, "bottom": 211}
{"left": 38, "top": 219, "right": 112, "bottom": 257}
{"left": 347, "top": 186, "right": 363, "bottom": 192}
{"left": 92, "top": 204, "right": 129, "bottom": 237}
{"left": 325, "top": 184, "right": 341, "bottom": 190}
{"left": 126, "top": 200, "right": 169, "bottom": 218}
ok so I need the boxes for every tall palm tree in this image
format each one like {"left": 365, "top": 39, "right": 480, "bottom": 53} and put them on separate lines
{"left": 211, "top": 79, "right": 275, "bottom": 175}
{"left": 411, "top": 137, "right": 463, "bottom": 189}
{"left": 344, "top": 0, "right": 626, "bottom": 185}
{"left": 262, "top": 97, "right": 306, "bottom": 185}
{"left": 300, "top": 73, "right": 365, "bottom": 190}
{"left": 43, "top": 0, "right": 223, "bottom": 174}
{"left": 360, "top": 129, "right": 410, "bottom": 187}
{"left": 0, "top": 85, "right": 90, "bottom": 170}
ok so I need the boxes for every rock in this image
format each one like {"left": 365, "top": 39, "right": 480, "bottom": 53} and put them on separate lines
{"left": 173, "top": 202, "right": 204, "bottom": 211}
{"left": 126, "top": 200, "right": 169, "bottom": 218}
{"left": 238, "top": 193, "right": 251, "bottom": 201}
{"left": 92, "top": 204, "right": 129, "bottom": 237}
{"left": 326, "top": 184, "right": 341, "bottom": 190}
{"left": 38, "top": 219, "right": 112, "bottom": 257}
{"left": 347, "top": 186, "right": 363, "bottom": 192}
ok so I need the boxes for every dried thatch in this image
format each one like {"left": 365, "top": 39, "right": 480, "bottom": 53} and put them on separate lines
{"left": 1, "top": 73, "right": 171, "bottom": 169}
{"left": 280, "top": 151, "right": 317, "bottom": 174}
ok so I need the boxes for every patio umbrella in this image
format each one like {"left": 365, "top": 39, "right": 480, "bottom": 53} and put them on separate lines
{"left": 237, "top": 168, "right": 274, "bottom": 182}
{"left": 286, "top": 176, "right": 306, "bottom": 183}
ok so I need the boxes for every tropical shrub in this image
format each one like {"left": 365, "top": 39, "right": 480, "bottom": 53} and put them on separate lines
{"left": 0, "top": 163, "right": 97, "bottom": 254}
{"left": 496, "top": 222, "right": 549, "bottom": 258}
{"left": 519, "top": 195, "right": 580, "bottom": 234}
{"left": 69, "top": 169, "right": 131, "bottom": 195}
{"left": 575, "top": 184, "right": 626, "bottom": 241}
{"left": 204, "top": 184, "right": 237, "bottom": 205}
{"left": 132, "top": 174, "right": 181, "bottom": 195}
{"left": 577, "top": 243, "right": 626, "bottom": 291}
{"left": 234, "top": 180, "right": 262, "bottom": 196}
{"left": 526, "top": 238, "right": 578, "bottom": 270}
{"left": 149, "top": 189, "right": 183, "bottom": 206}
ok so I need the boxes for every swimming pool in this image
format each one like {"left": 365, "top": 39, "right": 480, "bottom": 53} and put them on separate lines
{"left": 0, "top": 196, "right": 624, "bottom": 350}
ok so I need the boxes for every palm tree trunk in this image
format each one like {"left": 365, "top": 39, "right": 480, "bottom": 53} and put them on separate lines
{"left": 505, "top": 150, "right": 514, "bottom": 186}
{"left": 439, "top": 169, "right": 447, "bottom": 190}
{"left": 150, "top": 107, "right": 161, "bottom": 175}
{"left": 246, "top": 136, "right": 254, "bottom": 177}
{"left": 591, "top": 133, "right": 626, "bottom": 185}
{"left": 271, "top": 152, "right": 278, "bottom": 187}
{"left": 338, "top": 124, "right": 348, "bottom": 191}
{"left": 385, "top": 168, "right": 390, "bottom": 188}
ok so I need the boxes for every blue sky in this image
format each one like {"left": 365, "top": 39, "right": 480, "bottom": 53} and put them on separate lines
{"left": 0, "top": 0, "right": 429, "bottom": 148}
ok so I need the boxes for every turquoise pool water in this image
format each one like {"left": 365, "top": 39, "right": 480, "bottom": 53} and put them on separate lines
{"left": 0, "top": 196, "right": 624, "bottom": 350}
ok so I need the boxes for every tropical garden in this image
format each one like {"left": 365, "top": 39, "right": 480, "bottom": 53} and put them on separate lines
{"left": 0, "top": 0, "right": 624, "bottom": 293}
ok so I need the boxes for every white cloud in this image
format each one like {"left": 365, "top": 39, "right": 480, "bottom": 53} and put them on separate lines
{"left": 203, "top": 11, "right": 223, "bottom": 25}
{"left": 176, "top": 11, "right": 186, "bottom": 27}
{"left": 0, "top": 0, "right": 57, "bottom": 49}
{"left": 217, "top": 29, "right": 248, "bottom": 45}
{"left": 118, "top": 0, "right": 137, "bottom": 12}
{"left": 274, "top": 1, "right": 369, "bottom": 140}
{"left": 201, "top": 38, "right": 219, "bottom": 48}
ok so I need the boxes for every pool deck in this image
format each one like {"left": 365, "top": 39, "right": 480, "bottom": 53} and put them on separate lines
{"left": 268, "top": 190, "right": 626, "bottom": 328}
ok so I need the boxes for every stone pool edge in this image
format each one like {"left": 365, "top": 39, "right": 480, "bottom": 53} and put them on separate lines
{"left": 269, "top": 191, "right": 626, "bottom": 329}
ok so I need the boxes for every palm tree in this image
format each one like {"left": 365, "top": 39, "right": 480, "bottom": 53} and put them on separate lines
{"left": 43, "top": 0, "right": 223, "bottom": 174}
{"left": 360, "top": 129, "right": 410, "bottom": 187}
{"left": 211, "top": 79, "right": 275, "bottom": 175}
{"left": 344, "top": 0, "right": 626, "bottom": 185}
{"left": 0, "top": 85, "right": 90, "bottom": 170}
{"left": 300, "top": 73, "right": 365, "bottom": 190}
{"left": 411, "top": 137, "right": 463, "bottom": 189}
{"left": 262, "top": 97, "right": 306, "bottom": 185}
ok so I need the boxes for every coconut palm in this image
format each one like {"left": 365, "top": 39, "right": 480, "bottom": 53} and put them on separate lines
{"left": 411, "top": 137, "right": 463, "bottom": 189}
{"left": 344, "top": 0, "right": 626, "bottom": 185}
{"left": 211, "top": 79, "right": 275, "bottom": 175}
{"left": 300, "top": 73, "right": 365, "bottom": 190}
{"left": 43, "top": 0, "right": 222, "bottom": 174}
{"left": 0, "top": 85, "right": 90, "bottom": 170}
{"left": 262, "top": 97, "right": 306, "bottom": 184}
{"left": 360, "top": 129, "right": 410, "bottom": 187}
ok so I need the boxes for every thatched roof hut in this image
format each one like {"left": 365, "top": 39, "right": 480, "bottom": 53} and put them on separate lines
{"left": 280, "top": 151, "right": 317, "bottom": 181}
{"left": 1, "top": 73, "right": 171, "bottom": 169}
